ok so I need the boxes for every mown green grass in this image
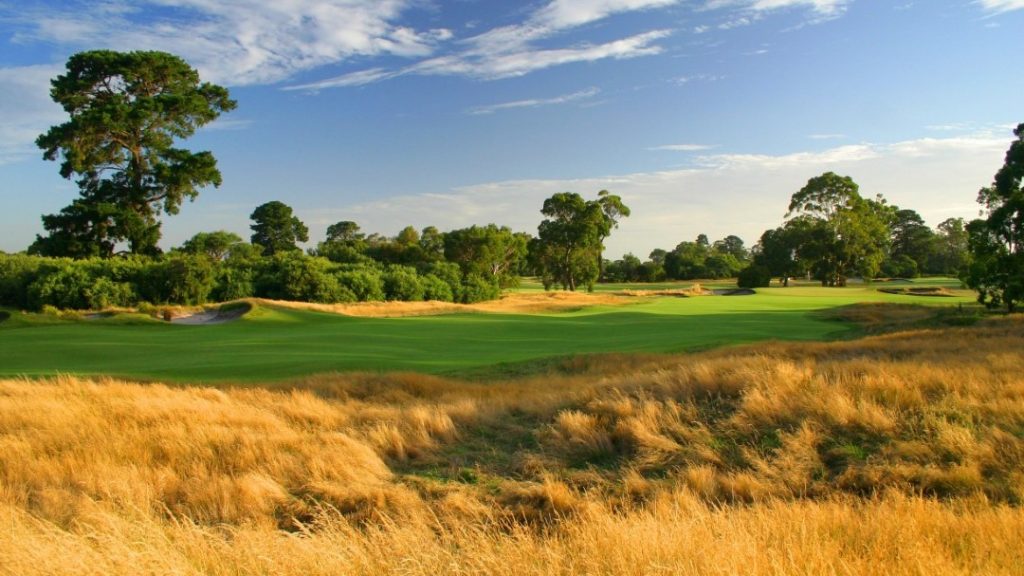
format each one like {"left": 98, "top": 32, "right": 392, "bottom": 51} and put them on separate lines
{"left": 0, "top": 282, "right": 976, "bottom": 383}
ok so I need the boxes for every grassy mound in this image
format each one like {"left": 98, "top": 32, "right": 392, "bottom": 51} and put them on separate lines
{"left": 1, "top": 315, "right": 1022, "bottom": 574}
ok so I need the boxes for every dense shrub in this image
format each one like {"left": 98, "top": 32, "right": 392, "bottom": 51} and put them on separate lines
{"left": 212, "top": 266, "right": 255, "bottom": 301}
{"left": 257, "top": 254, "right": 353, "bottom": 303}
{"left": 336, "top": 269, "right": 385, "bottom": 301}
{"left": 382, "top": 265, "right": 424, "bottom": 301}
{"left": 460, "top": 273, "right": 501, "bottom": 303}
{"left": 0, "top": 254, "right": 45, "bottom": 309}
{"left": 737, "top": 264, "right": 772, "bottom": 289}
{"left": 27, "top": 263, "right": 136, "bottom": 310}
{"left": 137, "top": 255, "right": 215, "bottom": 305}
{"left": 420, "top": 274, "right": 455, "bottom": 302}
{"left": 0, "top": 251, "right": 507, "bottom": 310}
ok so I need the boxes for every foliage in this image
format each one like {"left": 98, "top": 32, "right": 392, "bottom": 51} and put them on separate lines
{"left": 33, "top": 50, "right": 235, "bottom": 256}
{"left": 534, "top": 192, "right": 604, "bottom": 291}
{"left": 256, "top": 253, "right": 351, "bottom": 303}
{"left": 737, "top": 264, "right": 772, "bottom": 288}
{"left": 180, "top": 230, "right": 244, "bottom": 261}
{"left": 250, "top": 201, "right": 309, "bottom": 256}
{"left": 964, "top": 123, "right": 1024, "bottom": 312}
{"left": 444, "top": 224, "right": 528, "bottom": 288}
{"left": 382, "top": 265, "right": 425, "bottom": 301}
{"left": 337, "top": 268, "right": 386, "bottom": 302}
{"left": 785, "top": 173, "right": 889, "bottom": 286}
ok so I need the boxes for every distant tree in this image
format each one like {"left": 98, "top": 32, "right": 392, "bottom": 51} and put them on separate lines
{"left": 964, "top": 123, "right": 1024, "bottom": 312}
{"left": 534, "top": 192, "right": 606, "bottom": 291}
{"left": 927, "top": 217, "right": 970, "bottom": 275}
{"left": 886, "top": 208, "right": 934, "bottom": 277}
{"left": 250, "top": 201, "right": 309, "bottom": 256}
{"left": 713, "top": 235, "right": 749, "bottom": 262}
{"left": 594, "top": 190, "right": 631, "bottom": 279}
{"left": 752, "top": 225, "right": 807, "bottom": 286}
{"left": 664, "top": 238, "right": 709, "bottom": 280}
{"left": 395, "top": 225, "right": 420, "bottom": 247}
{"left": 444, "top": 224, "right": 528, "bottom": 288}
{"left": 325, "top": 221, "right": 364, "bottom": 244}
{"left": 180, "top": 230, "right": 243, "bottom": 261}
{"left": 419, "top": 226, "right": 446, "bottom": 261}
{"left": 785, "top": 172, "right": 888, "bottom": 286}
{"left": 33, "top": 50, "right": 235, "bottom": 257}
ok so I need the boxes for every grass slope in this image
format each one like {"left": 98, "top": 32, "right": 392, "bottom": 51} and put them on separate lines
{"left": 1, "top": 315, "right": 1022, "bottom": 575}
{"left": 0, "top": 285, "right": 976, "bottom": 382}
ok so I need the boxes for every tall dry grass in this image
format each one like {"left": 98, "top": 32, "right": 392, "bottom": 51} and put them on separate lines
{"left": 1, "top": 313, "right": 1023, "bottom": 574}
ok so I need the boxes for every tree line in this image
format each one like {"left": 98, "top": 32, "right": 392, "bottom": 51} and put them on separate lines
{"left": 4, "top": 49, "right": 1021, "bottom": 312}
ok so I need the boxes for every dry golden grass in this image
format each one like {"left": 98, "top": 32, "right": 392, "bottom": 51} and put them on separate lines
{"left": 253, "top": 291, "right": 639, "bottom": 317}
{"left": 2, "top": 313, "right": 1024, "bottom": 574}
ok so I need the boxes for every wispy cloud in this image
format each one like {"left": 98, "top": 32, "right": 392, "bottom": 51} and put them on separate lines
{"left": 7, "top": 0, "right": 446, "bottom": 86}
{"left": 706, "top": 0, "right": 852, "bottom": 16}
{"left": 975, "top": 0, "right": 1024, "bottom": 13}
{"left": 289, "top": 0, "right": 680, "bottom": 90}
{"left": 468, "top": 87, "right": 601, "bottom": 115}
{"left": 0, "top": 65, "right": 64, "bottom": 165}
{"left": 649, "top": 143, "right": 718, "bottom": 151}
{"left": 808, "top": 133, "right": 846, "bottom": 140}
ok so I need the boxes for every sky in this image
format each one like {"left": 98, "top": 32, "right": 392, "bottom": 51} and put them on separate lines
{"left": 1, "top": 0, "right": 1022, "bottom": 259}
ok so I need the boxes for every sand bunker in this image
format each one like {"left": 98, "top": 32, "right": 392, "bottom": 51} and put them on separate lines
{"left": 877, "top": 287, "right": 954, "bottom": 297}
{"left": 170, "top": 303, "right": 251, "bottom": 325}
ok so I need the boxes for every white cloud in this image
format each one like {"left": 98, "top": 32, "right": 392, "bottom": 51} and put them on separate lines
{"left": 0, "top": 65, "right": 64, "bottom": 165}
{"left": 705, "top": 0, "right": 850, "bottom": 15}
{"left": 808, "top": 133, "right": 846, "bottom": 140}
{"left": 289, "top": 1, "right": 680, "bottom": 89}
{"left": 976, "top": 0, "right": 1024, "bottom": 13}
{"left": 290, "top": 132, "right": 1007, "bottom": 259}
{"left": 11, "top": 0, "right": 442, "bottom": 86}
{"left": 649, "top": 143, "right": 718, "bottom": 151}
{"left": 468, "top": 87, "right": 601, "bottom": 115}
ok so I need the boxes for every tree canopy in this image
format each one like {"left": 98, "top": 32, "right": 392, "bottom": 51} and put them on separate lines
{"left": 784, "top": 172, "right": 888, "bottom": 286}
{"left": 32, "top": 50, "right": 236, "bottom": 257}
{"left": 964, "top": 122, "right": 1024, "bottom": 311}
{"left": 250, "top": 201, "right": 309, "bottom": 256}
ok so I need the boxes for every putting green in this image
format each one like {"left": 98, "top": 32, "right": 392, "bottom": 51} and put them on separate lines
{"left": 0, "top": 284, "right": 975, "bottom": 383}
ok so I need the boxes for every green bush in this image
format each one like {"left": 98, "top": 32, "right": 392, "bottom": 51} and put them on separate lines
{"left": 460, "top": 273, "right": 500, "bottom": 303}
{"left": 382, "top": 265, "right": 424, "bottom": 301}
{"left": 212, "top": 266, "right": 255, "bottom": 301}
{"left": 737, "top": 265, "right": 772, "bottom": 289}
{"left": 337, "top": 268, "right": 385, "bottom": 301}
{"left": 420, "top": 274, "right": 455, "bottom": 302}
{"left": 27, "top": 263, "right": 136, "bottom": 310}
{"left": 0, "top": 254, "right": 46, "bottom": 309}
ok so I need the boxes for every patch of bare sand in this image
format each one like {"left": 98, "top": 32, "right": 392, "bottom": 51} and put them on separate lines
{"left": 254, "top": 291, "right": 642, "bottom": 318}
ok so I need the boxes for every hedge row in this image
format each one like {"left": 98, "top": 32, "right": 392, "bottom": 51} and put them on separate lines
{"left": 0, "top": 253, "right": 501, "bottom": 311}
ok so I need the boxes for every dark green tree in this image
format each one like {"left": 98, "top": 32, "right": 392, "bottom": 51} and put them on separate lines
{"left": 34, "top": 50, "right": 236, "bottom": 257}
{"left": 534, "top": 192, "right": 609, "bottom": 291}
{"left": 180, "top": 230, "right": 243, "bottom": 261}
{"left": 964, "top": 123, "right": 1024, "bottom": 312}
{"left": 785, "top": 172, "right": 888, "bottom": 286}
{"left": 885, "top": 208, "right": 934, "bottom": 277}
{"left": 444, "top": 224, "right": 528, "bottom": 288}
{"left": 594, "top": 189, "right": 631, "bottom": 279}
{"left": 928, "top": 217, "right": 969, "bottom": 275}
{"left": 250, "top": 201, "right": 309, "bottom": 256}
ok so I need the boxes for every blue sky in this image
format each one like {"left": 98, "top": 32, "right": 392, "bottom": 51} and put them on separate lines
{"left": 1, "top": 0, "right": 1022, "bottom": 258}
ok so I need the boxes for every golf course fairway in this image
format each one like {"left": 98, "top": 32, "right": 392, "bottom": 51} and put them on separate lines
{"left": 0, "top": 285, "right": 975, "bottom": 383}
